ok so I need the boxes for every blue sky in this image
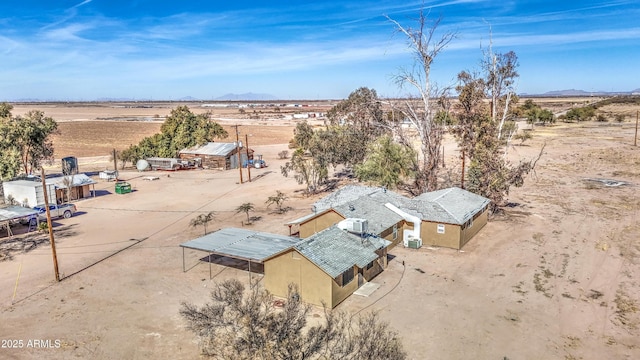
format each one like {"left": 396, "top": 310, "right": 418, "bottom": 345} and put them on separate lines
{"left": 1, "top": 0, "right": 638, "bottom": 100}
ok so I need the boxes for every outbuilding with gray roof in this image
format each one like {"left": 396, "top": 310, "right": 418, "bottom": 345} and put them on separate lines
{"left": 179, "top": 142, "right": 253, "bottom": 170}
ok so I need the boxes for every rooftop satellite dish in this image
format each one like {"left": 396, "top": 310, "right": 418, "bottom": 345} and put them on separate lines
{"left": 136, "top": 159, "right": 150, "bottom": 172}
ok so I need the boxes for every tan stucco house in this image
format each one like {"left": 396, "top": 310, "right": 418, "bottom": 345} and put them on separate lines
{"left": 180, "top": 186, "right": 489, "bottom": 309}
{"left": 180, "top": 224, "right": 391, "bottom": 309}
{"left": 287, "top": 185, "right": 490, "bottom": 250}
{"left": 264, "top": 226, "right": 390, "bottom": 308}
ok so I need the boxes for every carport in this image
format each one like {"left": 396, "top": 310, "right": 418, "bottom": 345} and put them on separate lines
{"left": 180, "top": 228, "right": 300, "bottom": 280}
{"left": 0, "top": 206, "right": 41, "bottom": 238}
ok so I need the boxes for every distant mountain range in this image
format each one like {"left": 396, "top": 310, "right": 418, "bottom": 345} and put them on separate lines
{"left": 9, "top": 89, "right": 640, "bottom": 103}
{"left": 523, "top": 88, "right": 640, "bottom": 97}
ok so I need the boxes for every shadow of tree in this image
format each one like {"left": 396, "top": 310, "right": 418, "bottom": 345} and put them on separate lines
{"left": 0, "top": 223, "right": 80, "bottom": 262}
{"left": 0, "top": 233, "right": 50, "bottom": 262}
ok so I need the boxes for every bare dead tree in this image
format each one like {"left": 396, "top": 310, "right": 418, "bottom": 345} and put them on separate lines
{"left": 481, "top": 25, "right": 519, "bottom": 144}
{"left": 387, "top": 10, "right": 456, "bottom": 193}
{"left": 180, "top": 279, "right": 406, "bottom": 360}
{"left": 61, "top": 159, "right": 76, "bottom": 203}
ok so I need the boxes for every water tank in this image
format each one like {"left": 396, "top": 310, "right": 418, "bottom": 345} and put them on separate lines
{"left": 136, "top": 159, "right": 150, "bottom": 171}
{"left": 62, "top": 156, "right": 78, "bottom": 175}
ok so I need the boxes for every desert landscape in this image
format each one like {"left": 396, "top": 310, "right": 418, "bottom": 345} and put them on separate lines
{"left": 1, "top": 99, "right": 639, "bottom": 360}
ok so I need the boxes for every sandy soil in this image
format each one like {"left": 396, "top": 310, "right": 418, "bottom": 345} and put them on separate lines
{"left": 1, "top": 102, "right": 639, "bottom": 359}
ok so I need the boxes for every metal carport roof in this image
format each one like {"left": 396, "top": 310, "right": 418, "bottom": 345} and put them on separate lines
{"left": 0, "top": 206, "right": 40, "bottom": 238}
{"left": 0, "top": 206, "right": 40, "bottom": 222}
{"left": 180, "top": 227, "right": 300, "bottom": 263}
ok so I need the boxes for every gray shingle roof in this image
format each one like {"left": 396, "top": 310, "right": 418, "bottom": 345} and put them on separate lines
{"left": 313, "top": 185, "right": 381, "bottom": 211}
{"left": 295, "top": 226, "right": 390, "bottom": 278}
{"left": 415, "top": 187, "right": 490, "bottom": 224}
{"left": 180, "top": 228, "right": 300, "bottom": 262}
{"left": 333, "top": 196, "right": 403, "bottom": 235}
{"left": 309, "top": 185, "right": 490, "bottom": 227}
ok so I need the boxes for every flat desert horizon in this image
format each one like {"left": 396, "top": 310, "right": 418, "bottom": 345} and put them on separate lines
{"left": 1, "top": 97, "right": 639, "bottom": 359}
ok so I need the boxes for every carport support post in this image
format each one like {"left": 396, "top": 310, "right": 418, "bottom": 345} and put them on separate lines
{"left": 248, "top": 259, "right": 252, "bottom": 285}
{"left": 209, "top": 252, "right": 212, "bottom": 279}
{"left": 182, "top": 247, "right": 185, "bottom": 272}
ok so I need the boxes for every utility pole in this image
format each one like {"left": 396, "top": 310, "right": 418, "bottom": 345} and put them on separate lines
{"left": 112, "top": 149, "right": 118, "bottom": 177}
{"left": 460, "top": 149, "right": 465, "bottom": 189}
{"left": 245, "top": 134, "right": 251, "bottom": 182}
{"left": 40, "top": 167, "right": 60, "bottom": 282}
{"left": 635, "top": 110, "right": 638, "bottom": 146}
{"left": 232, "top": 125, "right": 243, "bottom": 183}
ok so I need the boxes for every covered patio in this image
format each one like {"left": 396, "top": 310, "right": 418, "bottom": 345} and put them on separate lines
{"left": 179, "top": 228, "right": 300, "bottom": 280}
{"left": 0, "top": 206, "right": 41, "bottom": 238}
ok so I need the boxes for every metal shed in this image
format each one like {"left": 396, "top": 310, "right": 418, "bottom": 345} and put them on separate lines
{"left": 179, "top": 142, "right": 253, "bottom": 170}
{"left": 2, "top": 180, "right": 57, "bottom": 207}
{"left": 180, "top": 228, "right": 300, "bottom": 278}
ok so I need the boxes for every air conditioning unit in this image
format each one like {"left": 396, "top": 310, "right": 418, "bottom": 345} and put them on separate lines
{"left": 408, "top": 238, "right": 422, "bottom": 249}
{"left": 337, "top": 218, "right": 369, "bottom": 234}
{"left": 351, "top": 219, "right": 368, "bottom": 234}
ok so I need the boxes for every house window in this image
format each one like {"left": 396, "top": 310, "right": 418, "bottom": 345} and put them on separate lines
{"left": 393, "top": 224, "right": 398, "bottom": 240}
{"left": 468, "top": 217, "right": 473, "bottom": 228}
{"left": 437, "top": 224, "right": 445, "bottom": 234}
{"left": 366, "top": 261, "right": 374, "bottom": 270}
{"left": 341, "top": 267, "right": 354, "bottom": 286}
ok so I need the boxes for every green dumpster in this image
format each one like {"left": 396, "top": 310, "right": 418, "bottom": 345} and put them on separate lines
{"left": 115, "top": 182, "right": 132, "bottom": 194}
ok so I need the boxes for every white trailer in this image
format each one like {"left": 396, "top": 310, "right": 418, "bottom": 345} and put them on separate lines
{"left": 2, "top": 180, "right": 57, "bottom": 207}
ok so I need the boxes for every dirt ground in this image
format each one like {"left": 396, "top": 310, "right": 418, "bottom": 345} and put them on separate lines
{"left": 1, "top": 102, "right": 639, "bottom": 359}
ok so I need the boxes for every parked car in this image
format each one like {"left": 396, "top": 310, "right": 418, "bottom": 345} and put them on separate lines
{"left": 21, "top": 203, "right": 77, "bottom": 225}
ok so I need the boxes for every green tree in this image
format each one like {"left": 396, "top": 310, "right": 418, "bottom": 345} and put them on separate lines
{"left": 355, "top": 136, "right": 416, "bottom": 189}
{"left": 516, "top": 100, "right": 555, "bottom": 128}
{"left": 453, "top": 52, "right": 542, "bottom": 211}
{"left": 564, "top": 106, "right": 596, "bottom": 122}
{"left": 190, "top": 211, "right": 216, "bottom": 235}
{"left": 180, "top": 279, "right": 406, "bottom": 360}
{"left": 281, "top": 148, "right": 328, "bottom": 194}
{"left": 235, "top": 203, "right": 255, "bottom": 224}
{"left": 0, "top": 102, "right": 13, "bottom": 118}
{"left": 0, "top": 107, "right": 58, "bottom": 176}
{"left": 0, "top": 123, "right": 22, "bottom": 180}
{"left": 325, "top": 87, "right": 389, "bottom": 167}
{"left": 538, "top": 109, "right": 555, "bottom": 125}
{"left": 288, "top": 121, "right": 314, "bottom": 150}
{"left": 526, "top": 107, "right": 555, "bottom": 127}
{"left": 160, "top": 106, "right": 227, "bottom": 157}
{"left": 124, "top": 106, "right": 228, "bottom": 161}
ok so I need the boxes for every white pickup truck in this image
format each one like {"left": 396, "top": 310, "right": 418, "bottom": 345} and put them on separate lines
{"left": 22, "top": 203, "right": 77, "bottom": 225}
